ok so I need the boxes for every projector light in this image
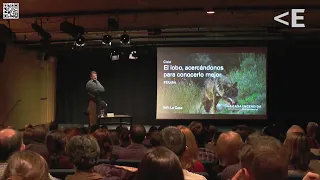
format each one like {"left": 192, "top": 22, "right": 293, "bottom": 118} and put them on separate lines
{"left": 129, "top": 51, "right": 138, "bottom": 60}
{"left": 102, "top": 35, "right": 112, "bottom": 45}
{"left": 110, "top": 50, "right": 119, "bottom": 61}
{"left": 120, "top": 34, "right": 130, "bottom": 44}
{"left": 75, "top": 35, "right": 85, "bottom": 46}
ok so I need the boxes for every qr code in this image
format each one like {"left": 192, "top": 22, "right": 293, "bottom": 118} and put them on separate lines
{"left": 3, "top": 3, "right": 19, "bottom": 19}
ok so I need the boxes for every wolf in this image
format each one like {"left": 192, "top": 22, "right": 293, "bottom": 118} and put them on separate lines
{"left": 201, "top": 74, "right": 238, "bottom": 114}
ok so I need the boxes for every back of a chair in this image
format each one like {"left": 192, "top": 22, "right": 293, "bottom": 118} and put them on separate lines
{"left": 49, "top": 169, "right": 75, "bottom": 180}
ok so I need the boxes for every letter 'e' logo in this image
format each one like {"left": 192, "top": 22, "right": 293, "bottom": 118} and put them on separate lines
{"left": 274, "top": 9, "right": 305, "bottom": 28}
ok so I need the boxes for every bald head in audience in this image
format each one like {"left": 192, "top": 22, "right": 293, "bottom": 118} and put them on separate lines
{"left": 234, "top": 136, "right": 288, "bottom": 180}
{"left": 216, "top": 131, "right": 243, "bottom": 166}
{"left": 0, "top": 129, "right": 25, "bottom": 161}
{"left": 286, "top": 125, "right": 304, "bottom": 137}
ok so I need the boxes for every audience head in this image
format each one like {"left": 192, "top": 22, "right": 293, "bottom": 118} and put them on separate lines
{"left": 149, "top": 130, "right": 161, "bottom": 147}
{"left": 65, "top": 127, "right": 83, "bottom": 141}
{"left": 148, "top": 126, "right": 158, "bottom": 136}
{"left": 135, "top": 147, "right": 184, "bottom": 180}
{"left": 189, "top": 121, "right": 206, "bottom": 147}
{"left": 239, "top": 136, "right": 288, "bottom": 180}
{"left": 66, "top": 135, "right": 100, "bottom": 171}
{"left": 45, "top": 130, "right": 67, "bottom": 155}
{"left": 49, "top": 121, "right": 58, "bottom": 131}
{"left": 245, "top": 131, "right": 264, "bottom": 143}
{"left": 89, "top": 124, "right": 99, "bottom": 133}
{"left": 160, "top": 126, "right": 186, "bottom": 158}
{"left": 283, "top": 132, "right": 310, "bottom": 171}
{"left": 0, "top": 129, "right": 25, "bottom": 161}
{"left": 91, "top": 128, "right": 113, "bottom": 159}
{"left": 116, "top": 126, "right": 128, "bottom": 136}
{"left": 206, "top": 124, "right": 218, "bottom": 142}
{"left": 110, "top": 131, "right": 120, "bottom": 146}
{"left": 216, "top": 131, "right": 243, "bottom": 166}
{"left": 120, "top": 129, "right": 130, "bottom": 147}
{"left": 129, "top": 124, "right": 146, "bottom": 144}
{"left": 1, "top": 150, "right": 50, "bottom": 180}
{"left": 32, "top": 125, "right": 48, "bottom": 143}
{"left": 232, "top": 125, "right": 255, "bottom": 142}
{"left": 286, "top": 125, "right": 304, "bottom": 137}
{"left": 22, "top": 128, "right": 35, "bottom": 145}
{"left": 24, "top": 124, "right": 33, "bottom": 129}
{"left": 306, "top": 122, "right": 318, "bottom": 138}
{"left": 177, "top": 125, "right": 199, "bottom": 170}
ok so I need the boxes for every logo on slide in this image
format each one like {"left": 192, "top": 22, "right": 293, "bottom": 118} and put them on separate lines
{"left": 273, "top": 9, "right": 305, "bottom": 27}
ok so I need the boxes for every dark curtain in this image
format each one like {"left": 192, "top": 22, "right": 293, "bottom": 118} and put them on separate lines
{"left": 55, "top": 47, "right": 157, "bottom": 125}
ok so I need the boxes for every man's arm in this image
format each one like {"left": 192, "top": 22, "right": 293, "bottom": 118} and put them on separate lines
{"left": 96, "top": 80, "right": 105, "bottom": 92}
{"left": 86, "top": 80, "right": 97, "bottom": 95}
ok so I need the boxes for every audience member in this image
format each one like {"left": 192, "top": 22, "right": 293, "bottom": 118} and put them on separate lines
{"left": 217, "top": 131, "right": 244, "bottom": 180}
{"left": 120, "top": 129, "right": 131, "bottom": 148}
{"left": 114, "top": 124, "right": 148, "bottom": 160}
{"left": 91, "top": 129, "right": 113, "bottom": 159}
{"left": 45, "top": 130, "right": 73, "bottom": 169}
{"left": 206, "top": 124, "right": 218, "bottom": 143}
{"left": 232, "top": 136, "right": 288, "bottom": 180}
{"left": 232, "top": 125, "right": 255, "bottom": 142}
{"left": 149, "top": 130, "right": 161, "bottom": 147}
{"left": 134, "top": 147, "right": 184, "bottom": 180}
{"left": 22, "top": 127, "right": 34, "bottom": 145}
{"left": 283, "top": 132, "right": 312, "bottom": 175}
{"left": 1, "top": 151, "right": 51, "bottom": 180}
{"left": 25, "top": 125, "right": 50, "bottom": 162}
{"left": 287, "top": 125, "right": 305, "bottom": 137}
{"left": 216, "top": 131, "right": 243, "bottom": 168}
{"left": 65, "top": 135, "right": 104, "bottom": 180}
{"left": 219, "top": 132, "right": 264, "bottom": 180}
{"left": 65, "top": 127, "right": 84, "bottom": 140}
{"left": 306, "top": 122, "right": 319, "bottom": 149}
{"left": 0, "top": 129, "right": 25, "bottom": 177}
{"left": 189, "top": 121, "right": 218, "bottom": 163}
{"left": 160, "top": 126, "right": 206, "bottom": 180}
{"left": 178, "top": 125, "right": 205, "bottom": 172}
{"left": 142, "top": 126, "right": 158, "bottom": 148}
{"left": 66, "top": 135, "right": 134, "bottom": 180}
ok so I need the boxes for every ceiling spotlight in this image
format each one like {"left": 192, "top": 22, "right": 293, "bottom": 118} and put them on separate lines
{"left": 120, "top": 34, "right": 130, "bottom": 44}
{"left": 129, "top": 51, "right": 138, "bottom": 60}
{"left": 102, "top": 35, "right": 112, "bottom": 45}
{"left": 110, "top": 50, "right": 119, "bottom": 61}
{"left": 206, "top": 10, "right": 215, "bottom": 14}
{"left": 75, "top": 35, "right": 85, "bottom": 46}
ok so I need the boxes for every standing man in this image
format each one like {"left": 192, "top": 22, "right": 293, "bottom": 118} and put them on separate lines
{"left": 86, "top": 71, "right": 106, "bottom": 126}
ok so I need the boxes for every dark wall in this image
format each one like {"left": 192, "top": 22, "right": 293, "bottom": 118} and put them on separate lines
{"left": 55, "top": 41, "right": 319, "bottom": 128}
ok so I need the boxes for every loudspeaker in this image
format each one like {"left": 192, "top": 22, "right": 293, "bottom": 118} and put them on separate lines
{"left": 0, "top": 43, "right": 6, "bottom": 63}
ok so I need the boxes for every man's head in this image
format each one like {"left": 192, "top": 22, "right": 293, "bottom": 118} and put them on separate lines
{"left": 0, "top": 129, "right": 25, "bottom": 161}
{"left": 239, "top": 136, "right": 288, "bottom": 180}
{"left": 66, "top": 135, "right": 100, "bottom": 171}
{"left": 286, "top": 125, "right": 304, "bottom": 138}
{"left": 90, "top": 71, "right": 97, "bottom": 80}
{"left": 306, "top": 122, "right": 318, "bottom": 138}
{"left": 189, "top": 121, "right": 206, "bottom": 147}
{"left": 160, "top": 126, "right": 186, "bottom": 158}
{"left": 129, "top": 124, "right": 146, "bottom": 144}
{"left": 216, "top": 131, "right": 243, "bottom": 166}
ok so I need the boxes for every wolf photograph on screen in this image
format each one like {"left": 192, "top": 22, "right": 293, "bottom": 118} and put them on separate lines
{"left": 157, "top": 52, "right": 267, "bottom": 115}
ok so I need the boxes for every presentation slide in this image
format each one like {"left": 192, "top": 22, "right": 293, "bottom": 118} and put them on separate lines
{"left": 156, "top": 47, "right": 267, "bottom": 120}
